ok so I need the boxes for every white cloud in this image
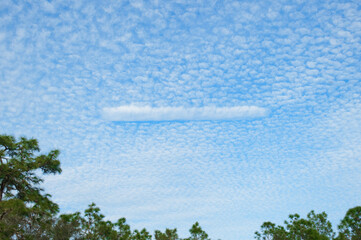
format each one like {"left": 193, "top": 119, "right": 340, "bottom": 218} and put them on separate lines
{"left": 102, "top": 105, "right": 268, "bottom": 121}
{"left": 2, "top": 0, "right": 361, "bottom": 239}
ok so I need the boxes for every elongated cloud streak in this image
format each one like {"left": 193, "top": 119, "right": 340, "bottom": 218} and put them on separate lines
{"left": 103, "top": 106, "right": 268, "bottom": 121}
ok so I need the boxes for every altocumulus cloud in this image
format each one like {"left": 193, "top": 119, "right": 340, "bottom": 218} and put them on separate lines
{"left": 102, "top": 105, "right": 268, "bottom": 121}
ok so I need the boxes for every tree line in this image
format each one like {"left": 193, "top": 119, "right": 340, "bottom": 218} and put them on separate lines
{"left": 0, "top": 134, "right": 360, "bottom": 239}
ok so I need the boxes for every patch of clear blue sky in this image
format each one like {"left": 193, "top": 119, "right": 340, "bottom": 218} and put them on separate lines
{"left": 0, "top": 0, "right": 361, "bottom": 239}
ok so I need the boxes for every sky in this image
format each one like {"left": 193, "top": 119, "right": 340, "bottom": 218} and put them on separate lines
{"left": 0, "top": 0, "right": 360, "bottom": 239}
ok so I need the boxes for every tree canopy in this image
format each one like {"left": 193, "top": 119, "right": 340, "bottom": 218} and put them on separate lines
{"left": 337, "top": 206, "right": 361, "bottom": 240}
{"left": 0, "top": 134, "right": 61, "bottom": 239}
{"left": 255, "top": 208, "right": 361, "bottom": 240}
{"left": 1, "top": 134, "right": 360, "bottom": 239}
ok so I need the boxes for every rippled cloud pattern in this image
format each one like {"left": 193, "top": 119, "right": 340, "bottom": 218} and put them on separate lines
{"left": 1, "top": 0, "right": 360, "bottom": 239}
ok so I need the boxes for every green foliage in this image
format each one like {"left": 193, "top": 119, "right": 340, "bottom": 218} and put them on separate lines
{"left": 115, "top": 217, "right": 132, "bottom": 240}
{"left": 51, "top": 212, "right": 83, "bottom": 240}
{"left": 55, "top": 202, "right": 153, "bottom": 240}
{"left": 185, "top": 222, "right": 210, "bottom": 240}
{"left": 0, "top": 134, "right": 62, "bottom": 239}
{"left": 254, "top": 221, "right": 288, "bottom": 240}
{"left": 132, "top": 228, "right": 152, "bottom": 240}
{"left": 255, "top": 210, "right": 335, "bottom": 240}
{"left": 0, "top": 198, "right": 28, "bottom": 239}
{"left": 0, "top": 134, "right": 61, "bottom": 203}
{"left": 337, "top": 206, "right": 361, "bottom": 240}
{"left": 154, "top": 228, "right": 179, "bottom": 240}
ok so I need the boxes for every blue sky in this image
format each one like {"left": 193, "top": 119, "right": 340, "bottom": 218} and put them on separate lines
{"left": 1, "top": 0, "right": 361, "bottom": 239}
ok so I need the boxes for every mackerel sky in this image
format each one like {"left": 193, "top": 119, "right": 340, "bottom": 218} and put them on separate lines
{"left": 1, "top": 0, "right": 361, "bottom": 239}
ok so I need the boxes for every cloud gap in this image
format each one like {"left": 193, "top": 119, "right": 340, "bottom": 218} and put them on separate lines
{"left": 103, "top": 105, "right": 268, "bottom": 121}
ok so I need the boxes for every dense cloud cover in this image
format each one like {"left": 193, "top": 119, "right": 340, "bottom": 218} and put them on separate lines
{"left": 0, "top": 0, "right": 360, "bottom": 239}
